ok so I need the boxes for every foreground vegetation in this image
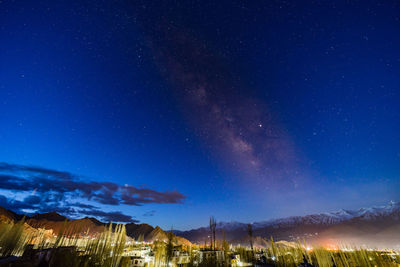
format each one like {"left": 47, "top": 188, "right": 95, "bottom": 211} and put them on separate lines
{"left": 0, "top": 219, "right": 399, "bottom": 266}
{"left": 264, "top": 239, "right": 400, "bottom": 267}
{"left": 0, "top": 219, "right": 129, "bottom": 266}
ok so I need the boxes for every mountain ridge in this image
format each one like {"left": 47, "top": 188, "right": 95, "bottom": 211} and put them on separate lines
{"left": 176, "top": 201, "right": 400, "bottom": 249}
{"left": 1, "top": 202, "right": 398, "bottom": 249}
{"left": 183, "top": 201, "right": 400, "bottom": 232}
{"left": 0, "top": 207, "right": 191, "bottom": 246}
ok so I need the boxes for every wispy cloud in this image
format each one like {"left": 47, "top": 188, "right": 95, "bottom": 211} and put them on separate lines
{"left": 0, "top": 162, "right": 186, "bottom": 222}
{"left": 143, "top": 210, "right": 156, "bottom": 217}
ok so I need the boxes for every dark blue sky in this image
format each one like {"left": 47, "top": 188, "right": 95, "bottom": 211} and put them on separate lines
{"left": 1, "top": 0, "right": 399, "bottom": 230}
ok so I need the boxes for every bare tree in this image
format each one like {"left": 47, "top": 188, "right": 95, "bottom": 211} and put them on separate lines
{"left": 209, "top": 216, "right": 217, "bottom": 250}
{"left": 166, "top": 228, "right": 175, "bottom": 266}
{"left": 248, "top": 224, "right": 254, "bottom": 263}
{"left": 222, "top": 230, "right": 230, "bottom": 265}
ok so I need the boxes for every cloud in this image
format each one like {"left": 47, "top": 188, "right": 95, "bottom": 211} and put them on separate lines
{"left": 0, "top": 162, "right": 186, "bottom": 222}
{"left": 78, "top": 209, "right": 139, "bottom": 223}
{"left": 0, "top": 195, "right": 35, "bottom": 211}
{"left": 0, "top": 194, "right": 137, "bottom": 223}
{"left": 143, "top": 210, "right": 156, "bottom": 217}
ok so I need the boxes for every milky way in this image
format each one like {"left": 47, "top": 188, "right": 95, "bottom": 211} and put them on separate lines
{"left": 2, "top": 0, "right": 399, "bottom": 227}
{"left": 147, "top": 26, "right": 307, "bottom": 189}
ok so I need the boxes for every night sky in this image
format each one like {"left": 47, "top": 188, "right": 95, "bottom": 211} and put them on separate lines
{"left": 1, "top": 0, "right": 400, "bottom": 230}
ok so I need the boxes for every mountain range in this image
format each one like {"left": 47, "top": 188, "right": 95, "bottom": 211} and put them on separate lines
{"left": 0, "top": 206, "right": 191, "bottom": 246}
{"left": 176, "top": 201, "right": 400, "bottom": 249}
{"left": 1, "top": 201, "right": 399, "bottom": 249}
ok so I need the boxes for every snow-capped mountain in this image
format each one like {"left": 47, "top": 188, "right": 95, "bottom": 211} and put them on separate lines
{"left": 251, "top": 201, "right": 400, "bottom": 229}
{"left": 217, "top": 221, "right": 247, "bottom": 230}
{"left": 178, "top": 201, "right": 400, "bottom": 248}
